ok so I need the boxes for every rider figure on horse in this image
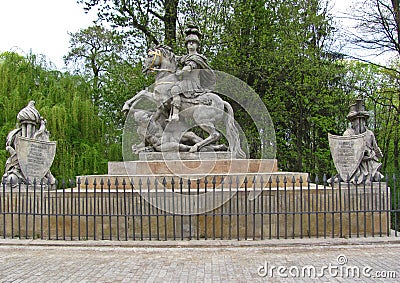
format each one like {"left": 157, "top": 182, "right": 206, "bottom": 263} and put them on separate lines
{"left": 168, "top": 22, "right": 216, "bottom": 122}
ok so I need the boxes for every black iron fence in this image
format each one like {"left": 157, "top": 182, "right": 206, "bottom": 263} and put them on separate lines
{"left": 0, "top": 175, "right": 399, "bottom": 240}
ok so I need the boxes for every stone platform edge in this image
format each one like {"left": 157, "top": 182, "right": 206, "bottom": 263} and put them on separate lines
{"left": 108, "top": 158, "right": 278, "bottom": 175}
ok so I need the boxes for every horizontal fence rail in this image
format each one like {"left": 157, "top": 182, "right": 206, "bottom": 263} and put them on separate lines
{"left": 0, "top": 175, "right": 399, "bottom": 241}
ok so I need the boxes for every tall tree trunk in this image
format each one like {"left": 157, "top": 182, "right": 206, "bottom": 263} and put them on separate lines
{"left": 164, "top": 0, "right": 179, "bottom": 48}
{"left": 391, "top": 0, "right": 400, "bottom": 52}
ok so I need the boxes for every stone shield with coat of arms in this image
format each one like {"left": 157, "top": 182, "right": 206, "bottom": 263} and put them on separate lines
{"left": 328, "top": 133, "right": 366, "bottom": 180}
{"left": 15, "top": 136, "right": 56, "bottom": 182}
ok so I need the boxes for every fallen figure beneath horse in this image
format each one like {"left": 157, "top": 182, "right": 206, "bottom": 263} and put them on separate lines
{"left": 123, "top": 45, "right": 246, "bottom": 159}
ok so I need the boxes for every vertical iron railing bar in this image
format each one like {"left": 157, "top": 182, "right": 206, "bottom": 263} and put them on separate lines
{"left": 355, "top": 178, "right": 359, "bottom": 238}
{"left": 188, "top": 178, "right": 192, "bottom": 241}
{"left": 292, "top": 176, "right": 296, "bottom": 239}
{"left": 393, "top": 174, "right": 397, "bottom": 237}
{"left": 385, "top": 175, "right": 390, "bottom": 237}
{"left": 70, "top": 179, "right": 74, "bottom": 240}
{"left": 50, "top": 180, "right": 56, "bottom": 240}
{"left": 228, "top": 177, "right": 232, "bottom": 240}
{"left": 236, "top": 176, "right": 239, "bottom": 241}
{"left": 347, "top": 175, "right": 351, "bottom": 238}
{"left": 275, "top": 176, "right": 279, "bottom": 240}
{"left": 252, "top": 176, "right": 256, "bottom": 240}
{"left": 299, "top": 176, "right": 303, "bottom": 239}
{"left": 62, "top": 180, "right": 66, "bottom": 240}
{"left": 212, "top": 176, "right": 216, "bottom": 241}
{"left": 204, "top": 177, "right": 208, "bottom": 240}
{"left": 315, "top": 175, "right": 319, "bottom": 238}
{"left": 131, "top": 179, "right": 136, "bottom": 241}
{"left": 85, "top": 178, "right": 89, "bottom": 240}
{"left": 9, "top": 180, "right": 13, "bottom": 239}
{"left": 336, "top": 183, "right": 339, "bottom": 237}
{"left": 54, "top": 180, "right": 59, "bottom": 240}
{"left": 32, "top": 180, "right": 37, "bottom": 239}
{"left": 268, "top": 176, "right": 272, "bottom": 240}
{"left": 220, "top": 177, "right": 225, "bottom": 240}
{"left": 107, "top": 179, "right": 112, "bottom": 240}
{"left": 362, "top": 176, "right": 367, "bottom": 237}
{"left": 47, "top": 179, "right": 51, "bottom": 240}
{"left": 171, "top": 178, "right": 176, "bottom": 240}
{"left": 18, "top": 180, "right": 21, "bottom": 239}
{"left": 260, "top": 176, "right": 264, "bottom": 240}
{"left": 77, "top": 178, "right": 82, "bottom": 241}
{"left": 371, "top": 178, "right": 374, "bottom": 237}
{"left": 378, "top": 178, "right": 382, "bottom": 237}
{"left": 115, "top": 178, "right": 120, "bottom": 241}
{"left": 162, "top": 178, "right": 167, "bottom": 241}
{"left": 307, "top": 175, "right": 311, "bottom": 238}
{"left": 77, "top": 178, "right": 81, "bottom": 240}
{"left": 323, "top": 175, "right": 327, "bottom": 238}
{"left": 139, "top": 178, "right": 144, "bottom": 241}
{"left": 331, "top": 178, "right": 335, "bottom": 238}
{"left": 283, "top": 176, "right": 287, "bottom": 239}
{"left": 25, "top": 179, "right": 29, "bottom": 239}
{"left": 197, "top": 178, "right": 200, "bottom": 240}
{"left": 180, "top": 178, "right": 184, "bottom": 241}
{"left": 155, "top": 178, "right": 160, "bottom": 241}
{"left": 93, "top": 179, "right": 97, "bottom": 241}
{"left": 100, "top": 178, "right": 104, "bottom": 240}
{"left": 147, "top": 178, "right": 152, "bottom": 241}
{"left": 244, "top": 177, "right": 248, "bottom": 240}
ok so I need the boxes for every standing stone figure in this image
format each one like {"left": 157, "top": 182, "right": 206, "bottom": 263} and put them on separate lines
{"left": 329, "top": 99, "right": 383, "bottom": 184}
{"left": 168, "top": 22, "right": 216, "bottom": 122}
{"left": 344, "top": 99, "right": 383, "bottom": 183}
{"left": 3, "top": 101, "right": 56, "bottom": 186}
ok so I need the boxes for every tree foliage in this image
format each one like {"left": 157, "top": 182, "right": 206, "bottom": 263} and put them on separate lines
{"left": 78, "top": 0, "right": 179, "bottom": 48}
{"left": 202, "top": 0, "right": 348, "bottom": 175}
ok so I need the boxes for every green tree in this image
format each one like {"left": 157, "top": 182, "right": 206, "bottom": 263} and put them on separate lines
{"left": 78, "top": 0, "right": 179, "bottom": 48}
{"left": 207, "top": 0, "right": 348, "bottom": 175}
{"left": 65, "top": 25, "right": 151, "bottom": 155}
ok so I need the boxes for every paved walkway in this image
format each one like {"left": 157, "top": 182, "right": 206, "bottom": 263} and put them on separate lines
{"left": 0, "top": 237, "right": 399, "bottom": 282}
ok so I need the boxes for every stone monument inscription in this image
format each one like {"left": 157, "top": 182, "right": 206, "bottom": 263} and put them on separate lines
{"left": 15, "top": 136, "right": 56, "bottom": 183}
{"left": 328, "top": 133, "right": 365, "bottom": 180}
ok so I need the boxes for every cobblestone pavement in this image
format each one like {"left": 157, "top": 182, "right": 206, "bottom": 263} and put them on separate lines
{"left": 0, "top": 238, "right": 398, "bottom": 282}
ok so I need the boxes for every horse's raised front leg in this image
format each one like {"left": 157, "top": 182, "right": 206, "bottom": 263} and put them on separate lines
{"left": 189, "top": 123, "right": 221, "bottom": 152}
{"left": 122, "top": 89, "right": 154, "bottom": 114}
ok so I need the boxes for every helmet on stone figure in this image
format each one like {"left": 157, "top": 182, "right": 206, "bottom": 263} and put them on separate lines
{"left": 184, "top": 21, "right": 202, "bottom": 48}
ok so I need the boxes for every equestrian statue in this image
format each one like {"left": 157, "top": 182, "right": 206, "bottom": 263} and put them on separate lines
{"left": 123, "top": 22, "right": 245, "bottom": 158}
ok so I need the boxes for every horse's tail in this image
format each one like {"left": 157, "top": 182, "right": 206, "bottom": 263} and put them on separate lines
{"left": 223, "top": 101, "right": 246, "bottom": 158}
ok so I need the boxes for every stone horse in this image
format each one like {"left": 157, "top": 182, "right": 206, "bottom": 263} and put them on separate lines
{"left": 123, "top": 45, "right": 245, "bottom": 158}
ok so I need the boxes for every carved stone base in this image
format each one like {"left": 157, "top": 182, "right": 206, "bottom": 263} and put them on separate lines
{"left": 108, "top": 158, "right": 278, "bottom": 175}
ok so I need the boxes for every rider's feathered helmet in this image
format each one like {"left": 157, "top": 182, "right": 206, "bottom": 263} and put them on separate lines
{"left": 184, "top": 21, "right": 202, "bottom": 47}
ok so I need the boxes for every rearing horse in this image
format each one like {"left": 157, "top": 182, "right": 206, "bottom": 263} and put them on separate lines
{"left": 123, "top": 46, "right": 246, "bottom": 158}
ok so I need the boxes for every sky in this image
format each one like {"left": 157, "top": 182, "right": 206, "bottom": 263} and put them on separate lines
{"left": 0, "top": 0, "right": 388, "bottom": 70}
{"left": 0, "top": 0, "right": 96, "bottom": 70}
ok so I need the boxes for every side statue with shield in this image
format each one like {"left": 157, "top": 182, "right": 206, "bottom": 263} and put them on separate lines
{"left": 328, "top": 99, "right": 383, "bottom": 184}
{"left": 2, "top": 101, "right": 56, "bottom": 186}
